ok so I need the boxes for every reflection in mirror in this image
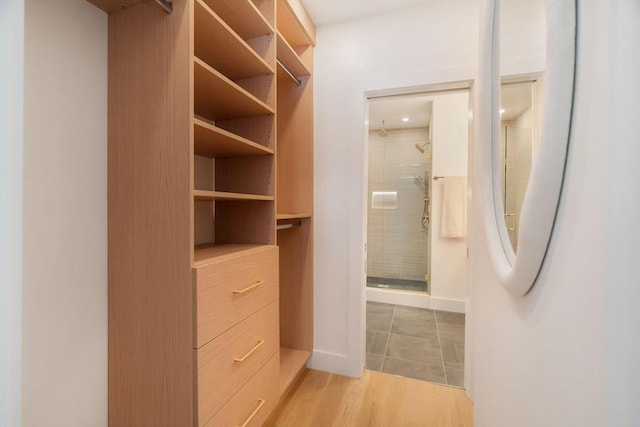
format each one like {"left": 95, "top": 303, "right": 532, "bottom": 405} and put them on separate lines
{"left": 481, "top": 0, "right": 576, "bottom": 294}
{"left": 499, "top": 79, "right": 541, "bottom": 251}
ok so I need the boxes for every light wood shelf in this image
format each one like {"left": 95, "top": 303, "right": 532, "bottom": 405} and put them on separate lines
{"left": 276, "top": 32, "right": 310, "bottom": 78}
{"left": 195, "top": 0, "right": 273, "bottom": 81}
{"left": 276, "top": 0, "right": 315, "bottom": 47}
{"left": 194, "top": 57, "right": 275, "bottom": 121}
{"left": 277, "top": 213, "right": 311, "bottom": 221}
{"left": 194, "top": 118, "right": 273, "bottom": 158}
{"left": 279, "top": 347, "right": 311, "bottom": 395}
{"left": 193, "top": 243, "right": 274, "bottom": 265}
{"left": 201, "top": 0, "right": 274, "bottom": 41}
{"left": 194, "top": 190, "right": 274, "bottom": 201}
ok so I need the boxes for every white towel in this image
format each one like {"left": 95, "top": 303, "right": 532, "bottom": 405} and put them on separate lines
{"left": 440, "top": 176, "right": 467, "bottom": 238}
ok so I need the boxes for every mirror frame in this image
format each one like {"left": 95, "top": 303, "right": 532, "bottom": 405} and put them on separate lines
{"left": 479, "top": 0, "right": 577, "bottom": 295}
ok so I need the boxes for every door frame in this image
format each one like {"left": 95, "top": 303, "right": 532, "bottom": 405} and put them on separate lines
{"left": 361, "top": 80, "right": 474, "bottom": 393}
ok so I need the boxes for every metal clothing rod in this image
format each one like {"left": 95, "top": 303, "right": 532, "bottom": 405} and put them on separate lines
{"left": 276, "top": 59, "right": 302, "bottom": 87}
{"left": 277, "top": 220, "right": 303, "bottom": 231}
{"left": 152, "top": 0, "right": 173, "bottom": 14}
{"left": 433, "top": 176, "right": 445, "bottom": 180}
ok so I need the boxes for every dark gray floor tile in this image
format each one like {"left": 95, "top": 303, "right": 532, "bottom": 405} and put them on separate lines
{"left": 394, "top": 305, "right": 436, "bottom": 323}
{"left": 441, "top": 341, "right": 464, "bottom": 366}
{"left": 366, "top": 330, "right": 389, "bottom": 355}
{"left": 366, "top": 353, "right": 384, "bottom": 372}
{"left": 435, "top": 310, "right": 465, "bottom": 327}
{"left": 382, "top": 357, "right": 446, "bottom": 384}
{"left": 366, "top": 301, "right": 395, "bottom": 316}
{"left": 386, "top": 334, "right": 442, "bottom": 365}
{"left": 367, "top": 312, "right": 393, "bottom": 333}
{"left": 445, "top": 366, "right": 464, "bottom": 387}
{"left": 390, "top": 315, "right": 438, "bottom": 340}
{"left": 437, "top": 323, "right": 465, "bottom": 344}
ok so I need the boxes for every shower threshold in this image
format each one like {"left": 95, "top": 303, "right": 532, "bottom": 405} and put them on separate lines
{"left": 366, "top": 276, "right": 428, "bottom": 293}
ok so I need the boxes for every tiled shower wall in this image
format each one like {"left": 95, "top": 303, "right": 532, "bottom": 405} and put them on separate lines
{"left": 368, "top": 128, "right": 430, "bottom": 281}
{"left": 502, "top": 106, "right": 533, "bottom": 250}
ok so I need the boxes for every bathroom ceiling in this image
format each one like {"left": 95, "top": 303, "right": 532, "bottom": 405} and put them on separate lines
{"left": 301, "top": 0, "right": 429, "bottom": 27}
{"left": 369, "top": 95, "right": 433, "bottom": 131}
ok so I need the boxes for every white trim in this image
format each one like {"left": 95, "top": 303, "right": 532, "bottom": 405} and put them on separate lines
{"left": 366, "top": 288, "right": 467, "bottom": 313}
{"left": 429, "top": 297, "right": 467, "bottom": 314}
{"left": 309, "top": 350, "right": 361, "bottom": 378}
{"left": 366, "top": 287, "right": 430, "bottom": 309}
{"left": 0, "top": 1, "right": 24, "bottom": 426}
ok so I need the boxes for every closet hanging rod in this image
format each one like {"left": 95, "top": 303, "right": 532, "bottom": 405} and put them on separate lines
{"left": 152, "top": 0, "right": 173, "bottom": 14}
{"left": 277, "top": 220, "right": 303, "bottom": 230}
{"left": 276, "top": 59, "right": 302, "bottom": 87}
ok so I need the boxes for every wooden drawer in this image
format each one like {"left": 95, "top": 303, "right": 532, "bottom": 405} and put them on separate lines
{"left": 203, "top": 353, "right": 279, "bottom": 427}
{"left": 195, "top": 301, "right": 279, "bottom": 426}
{"left": 194, "top": 245, "right": 278, "bottom": 347}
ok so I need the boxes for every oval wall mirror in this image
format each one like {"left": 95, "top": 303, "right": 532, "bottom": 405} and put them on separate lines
{"left": 480, "top": 0, "right": 576, "bottom": 295}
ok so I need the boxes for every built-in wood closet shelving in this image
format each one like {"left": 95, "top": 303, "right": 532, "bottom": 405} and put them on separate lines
{"left": 102, "top": 0, "right": 315, "bottom": 424}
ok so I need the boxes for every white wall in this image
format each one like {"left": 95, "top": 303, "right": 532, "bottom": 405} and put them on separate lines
{"left": 430, "top": 91, "right": 469, "bottom": 312}
{"left": 469, "top": 2, "right": 640, "bottom": 426}
{"left": 0, "top": 2, "right": 24, "bottom": 426}
{"left": 313, "top": 1, "right": 479, "bottom": 376}
{"left": 605, "top": 3, "right": 640, "bottom": 425}
{"left": 22, "top": 1, "right": 108, "bottom": 426}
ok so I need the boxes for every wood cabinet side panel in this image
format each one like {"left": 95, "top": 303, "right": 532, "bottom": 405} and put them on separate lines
{"left": 278, "top": 220, "right": 313, "bottom": 351}
{"left": 108, "top": 1, "right": 194, "bottom": 425}
{"left": 276, "top": 71, "right": 313, "bottom": 215}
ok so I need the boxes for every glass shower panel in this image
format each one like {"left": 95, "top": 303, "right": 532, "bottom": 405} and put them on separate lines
{"left": 367, "top": 128, "right": 431, "bottom": 293}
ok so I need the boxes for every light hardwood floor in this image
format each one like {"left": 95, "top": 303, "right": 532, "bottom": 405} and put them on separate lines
{"left": 267, "top": 369, "right": 473, "bottom": 427}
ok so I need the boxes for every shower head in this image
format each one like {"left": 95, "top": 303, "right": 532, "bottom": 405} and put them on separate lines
{"left": 415, "top": 140, "right": 430, "bottom": 153}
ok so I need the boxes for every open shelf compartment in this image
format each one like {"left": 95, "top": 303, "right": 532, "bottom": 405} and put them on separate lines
{"left": 195, "top": 0, "right": 273, "bottom": 81}
{"left": 201, "top": 0, "right": 274, "bottom": 41}
{"left": 194, "top": 57, "right": 275, "bottom": 121}
{"left": 276, "top": 31, "right": 310, "bottom": 78}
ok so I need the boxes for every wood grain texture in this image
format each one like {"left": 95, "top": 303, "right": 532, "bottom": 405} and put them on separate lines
{"left": 276, "top": 32, "right": 310, "bottom": 77}
{"left": 216, "top": 200, "right": 276, "bottom": 245}
{"left": 276, "top": 0, "right": 315, "bottom": 47}
{"left": 279, "top": 348, "right": 311, "bottom": 395}
{"left": 216, "top": 156, "right": 274, "bottom": 196}
{"left": 276, "top": 61, "right": 313, "bottom": 216}
{"left": 86, "top": 0, "right": 147, "bottom": 13}
{"left": 201, "top": 0, "right": 273, "bottom": 40}
{"left": 193, "top": 190, "right": 274, "bottom": 201}
{"left": 195, "top": 0, "right": 273, "bottom": 81}
{"left": 217, "top": 115, "right": 276, "bottom": 150}
{"left": 194, "top": 118, "right": 274, "bottom": 158}
{"left": 194, "top": 243, "right": 271, "bottom": 265}
{"left": 277, "top": 219, "right": 313, "bottom": 351}
{"left": 194, "top": 245, "right": 279, "bottom": 347}
{"left": 195, "top": 301, "right": 280, "bottom": 426}
{"left": 268, "top": 369, "right": 474, "bottom": 427}
{"left": 204, "top": 353, "right": 280, "bottom": 427}
{"left": 107, "top": 0, "right": 193, "bottom": 425}
{"left": 194, "top": 58, "right": 275, "bottom": 121}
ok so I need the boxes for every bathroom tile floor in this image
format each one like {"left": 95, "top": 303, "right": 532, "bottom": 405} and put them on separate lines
{"left": 366, "top": 301, "right": 465, "bottom": 387}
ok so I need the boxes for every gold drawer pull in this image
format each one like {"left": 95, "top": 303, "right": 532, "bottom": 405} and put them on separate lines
{"left": 238, "top": 398, "right": 265, "bottom": 427}
{"left": 234, "top": 339, "right": 264, "bottom": 363}
{"left": 233, "top": 280, "right": 264, "bottom": 295}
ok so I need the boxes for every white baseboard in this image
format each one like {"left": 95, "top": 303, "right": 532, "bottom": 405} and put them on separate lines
{"left": 429, "top": 296, "right": 466, "bottom": 313}
{"left": 366, "top": 287, "right": 430, "bottom": 308}
{"left": 366, "top": 287, "right": 466, "bottom": 313}
{"left": 308, "top": 350, "right": 362, "bottom": 378}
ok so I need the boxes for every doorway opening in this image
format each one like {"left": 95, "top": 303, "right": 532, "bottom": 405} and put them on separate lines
{"left": 364, "top": 86, "right": 471, "bottom": 387}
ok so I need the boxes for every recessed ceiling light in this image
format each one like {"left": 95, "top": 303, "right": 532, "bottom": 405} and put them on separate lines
{"left": 402, "top": 117, "right": 410, "bottom": 122}
{"left": 499, "top": 109, "right": 505, "bottom": 114}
